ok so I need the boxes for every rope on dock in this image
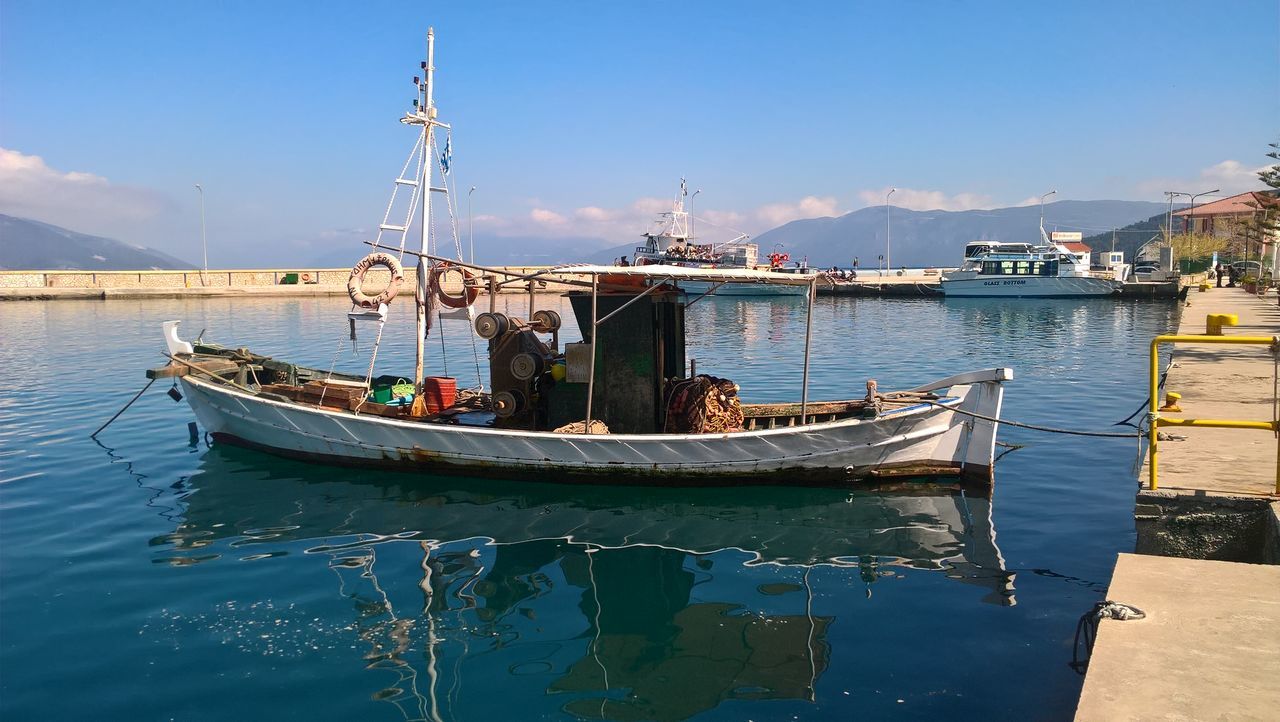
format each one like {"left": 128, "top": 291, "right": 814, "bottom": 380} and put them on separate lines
{"left": 916, "top": 399, "right": 1144, "bottom": 438}
{"left": 1070, "top": 600, "right": 1147, "bottom": 674}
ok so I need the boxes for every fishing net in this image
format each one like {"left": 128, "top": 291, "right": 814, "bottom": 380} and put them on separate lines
{"left": 664, "top": 375, "right": 744, "bottom": 433}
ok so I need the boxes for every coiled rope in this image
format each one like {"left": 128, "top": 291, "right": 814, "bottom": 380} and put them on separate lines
{"left": 1070, "top": 600, "right": 1147, "bottom": 674}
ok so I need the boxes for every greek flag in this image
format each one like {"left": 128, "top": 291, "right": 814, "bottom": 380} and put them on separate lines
{"left": 440, "top": 135, "right": 452, "bottom": 175}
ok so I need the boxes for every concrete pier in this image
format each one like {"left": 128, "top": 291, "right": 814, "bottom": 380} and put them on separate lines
{"left": 819, "top": 270, "right": 944, "bottom": 297}
{"left": 1074, "top": 553, "right": 1280, "bottom": 721}
{"left": 0, "top": 267, "right": 575, "bottom": 301}
{"left": 1136, "top": 284, "right": 1280, "bottom": 562}
{"left": 1076, "top": 286, "right": 1280, "bottom": 720}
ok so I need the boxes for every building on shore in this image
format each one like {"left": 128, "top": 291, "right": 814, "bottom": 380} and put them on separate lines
{"left": 1172, "top": 189, "right": 1279, "bottom": 238}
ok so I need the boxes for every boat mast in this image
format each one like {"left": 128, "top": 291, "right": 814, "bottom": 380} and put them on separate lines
{"left": 410, "top": 29, "right": 438, "bottom": 389}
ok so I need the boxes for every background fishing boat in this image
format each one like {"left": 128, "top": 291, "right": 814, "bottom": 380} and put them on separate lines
{"left": 630, "top": 181, "right": 813, "bottom": 297}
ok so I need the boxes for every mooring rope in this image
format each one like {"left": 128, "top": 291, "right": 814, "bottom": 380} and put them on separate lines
{"left": 914, "top": 398, "right": 1144, "bottom": 439}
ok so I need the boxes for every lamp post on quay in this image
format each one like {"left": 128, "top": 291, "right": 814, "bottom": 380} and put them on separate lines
{"left": 194, "top": 183, "right": 208, "bottom": 285}
{"left": 468, "top": 186, "right": 477, "bottom": 264}
{"left": 1164, "top": 191, "right": 1191, "bottom": 244}
{"left": 1185, "top": 188, "right": 1219, "bottom": 235}
{"left": 690, "top": 189, "right": 701, "bottom": 240}
{"left": 885, "top": 188, "right": 897, "bottom": 270}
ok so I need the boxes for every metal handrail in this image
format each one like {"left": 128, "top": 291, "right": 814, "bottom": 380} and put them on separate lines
{"left": 1147, "top": 333, "right": 1280, "bottom": 492}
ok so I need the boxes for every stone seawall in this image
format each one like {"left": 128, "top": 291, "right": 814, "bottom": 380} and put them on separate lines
{"left": 0, "top": 267, "right": 577, "bottom": 301}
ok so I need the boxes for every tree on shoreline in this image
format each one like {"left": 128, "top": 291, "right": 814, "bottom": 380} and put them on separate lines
{"left": 1247, "top": 142, "right": 1280, "bottom": 241}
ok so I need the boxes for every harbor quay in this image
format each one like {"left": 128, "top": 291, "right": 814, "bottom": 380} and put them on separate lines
{"left": 1075, "top": 285, "right": 1280, "bottom": 721}
{"left": 3, "top": 266, "right": 1189, "bottom": 301}
{"left": 818, "top": 271, "right": 1188, "bottom": 299}
{"left": 0, "top": 266, "right": 578, "bottom": 301}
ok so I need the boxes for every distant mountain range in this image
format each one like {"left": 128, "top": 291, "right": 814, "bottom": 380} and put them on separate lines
{"left": 1, "top": 200, "right": 1172, "bottom": 272}
{"left": 0, "top": 214, "right": 193, "bottom": 270}
{"left": 1081, "top": 212, "right": 1169, "bottom": 261}
{"left": 750, "top": 200, "right": 1170, "bottom": 268}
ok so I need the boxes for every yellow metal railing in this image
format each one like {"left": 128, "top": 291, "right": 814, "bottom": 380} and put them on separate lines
{"left": 1148, "top": 332, "right": 1280, "bottom": 492}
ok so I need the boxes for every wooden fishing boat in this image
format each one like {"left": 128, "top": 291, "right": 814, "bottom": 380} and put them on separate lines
{"left": 152, "top": 266, "right": 1010, "bottom": 487}
{"left": 146, "top": 30, "right": 1011, "bottom": 487}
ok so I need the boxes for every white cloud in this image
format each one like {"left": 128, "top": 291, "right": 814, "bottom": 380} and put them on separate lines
{"left": 1136, "top": 159, "right": 1267, "bottom": 197}
{"left": 856, "top": 186, "right": 995, "bottom": 212}
{"left": 754, "top": 196, "right": 841, "bottom": 226}
{"left": 529, "top": 208, "right": 567, "bottom": 225}
{"left": 479, "top": 194, "right": 835, "bottom": 243}
{"left": 472, "top": 187, "right": 1000, "bottom": 244}
{"left": 573, "top": 206, "right": 615, "bottom": 222}
{"left": 0, "top": 147, "right": 171, "bottom": 234}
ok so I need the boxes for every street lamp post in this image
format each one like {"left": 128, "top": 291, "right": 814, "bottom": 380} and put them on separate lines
{"left": 1185, "top": 188, "right": 1219, "bottom": 235}
{"left": 194, "top": 183, "right": 207, "bottom": 285}
{"left": 690, "top": 189, "right": 701, "bottom": 241}
{"left": 468, "top": 186, "right": 476, "bottom": 264}
{"left": 885, "top": 188, "right": 896, "bottom": 270}
{"left": 1165, "top": 190, "right": 1191, "bottom": 244}
{"left": 1038, "top": 189, "right": 1057, "bottom": 241}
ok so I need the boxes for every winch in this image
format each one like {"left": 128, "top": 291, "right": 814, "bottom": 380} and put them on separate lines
{"left": 474, "top": 309, "right": 562, "bottom": 428}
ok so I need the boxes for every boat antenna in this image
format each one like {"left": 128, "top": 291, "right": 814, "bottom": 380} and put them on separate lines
{"left": 1038, "top": 189, "right": 1057, "bottom": 244}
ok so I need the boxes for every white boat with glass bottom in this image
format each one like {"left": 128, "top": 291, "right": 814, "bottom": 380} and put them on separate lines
{"left": 941, "top": 242, "right": 1124, "bottom": 298}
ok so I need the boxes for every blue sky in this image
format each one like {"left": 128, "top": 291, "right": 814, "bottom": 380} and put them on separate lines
{"left": 2, "top": 1, "right": 1277, "bottom": 265}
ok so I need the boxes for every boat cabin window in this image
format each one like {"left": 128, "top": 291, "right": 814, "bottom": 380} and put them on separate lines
{"left": 981, "top": 259, "right": 1058, "bottom": 276}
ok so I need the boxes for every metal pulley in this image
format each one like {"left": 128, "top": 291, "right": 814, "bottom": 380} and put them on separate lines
{"left": 510, "top": 352, "right": 543, "bottom": 381}
{"left": 474, "top": 312, "right": 509, "bottom": 339}
{"left": 530, "top": 309, "right": 562, "bottom": 333}
{"left": 492, "top": 390, "right": 524, "bottom": 418}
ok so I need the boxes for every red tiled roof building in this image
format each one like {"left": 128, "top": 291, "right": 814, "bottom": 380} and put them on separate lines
{"left": 1172, "top": 190, "right": 1279, "bottom": 238}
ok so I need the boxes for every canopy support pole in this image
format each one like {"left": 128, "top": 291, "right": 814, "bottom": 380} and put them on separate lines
{"left": 585, "top": 275, "right": 599, "bottom": 433}
{"left": 801, "top": 277, "right": 816, "bottom": 422}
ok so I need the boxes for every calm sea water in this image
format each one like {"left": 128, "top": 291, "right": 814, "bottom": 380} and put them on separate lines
{"left": 0, "top": 293, "right": 1178, "bottom": 721}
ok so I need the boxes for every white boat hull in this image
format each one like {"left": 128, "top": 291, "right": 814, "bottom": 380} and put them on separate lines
{"left": 180, "top": 368, "right": 1009, "bottom": 486}
{"left": 941, "top": 275, "right": 1121, "bottom": 297}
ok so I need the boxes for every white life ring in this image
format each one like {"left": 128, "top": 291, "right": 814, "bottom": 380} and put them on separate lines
{"left": 348, "top": 252, "right": 404, "bottom": 309}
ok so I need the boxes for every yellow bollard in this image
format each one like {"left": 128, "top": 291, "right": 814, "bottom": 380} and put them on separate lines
{"left": 1206, "top": 313, "right": 1239, "bottom": 336}
{"left": 1198, "top": 282, "right": 1211, "bottom": 292}
{"left": 1159, "top": 391, "right": 1182, "bottom": 412}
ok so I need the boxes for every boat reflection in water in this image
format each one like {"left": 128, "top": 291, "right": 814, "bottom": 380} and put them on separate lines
{"left": 158, "top": 448, "right": 1014, "bottom": 721}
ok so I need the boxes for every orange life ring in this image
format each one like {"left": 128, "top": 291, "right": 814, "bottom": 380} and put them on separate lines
{"left": 300, "top": 272, "right": 311, "bottom": 283}
{"left": 432, "top": 262, "right": 480, "bottom": 309}
{"left": 347, "top": 252, "right": 404, "bottom": 309}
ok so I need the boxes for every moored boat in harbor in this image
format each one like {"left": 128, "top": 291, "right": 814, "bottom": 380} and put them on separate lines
{"left": 146, "top": 30, "right": 1012, "bottom": 487}
{"left": 941, "top": 234, "right": 1128, "bottom": 298}
{"left": 629, "top": 182, "right": 814, "bottom": 297}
